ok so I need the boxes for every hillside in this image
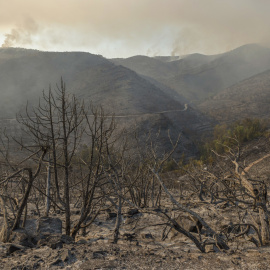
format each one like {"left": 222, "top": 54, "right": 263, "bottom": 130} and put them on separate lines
{"left": 111, "top": 44, "right": 270, "bottom": 104}
{"left": 199, "top": 69, "right": 270, "bottom": 123}
{"left": 0, "top": 48, "right": 108, "bottom": 117}
{"left": 0, "top": 48, "right": 190, "bottom": 116}
{"left": 3, "top": 45, "right": 270, "bottom": 156}
{"left": 0, "top": 48, "right": 212, "bottom": 157}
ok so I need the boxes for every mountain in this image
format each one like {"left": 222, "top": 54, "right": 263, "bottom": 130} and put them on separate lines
{"left": 111, "top": 44, "right": 270, "bottom": 104}
{"left": 0, "top": 48, "right": 184, "bottom": 116}
{"left": 199, "top": 69, "right": 270, "bottom": 123}
{"left": 2, "top": 44, "right": 270, "bottom": 156}
{"left": 0, "top": 48, "right": 212, "bottom": 157}
{"left": 0, "top": 48, "right": 108, "bottom": 117}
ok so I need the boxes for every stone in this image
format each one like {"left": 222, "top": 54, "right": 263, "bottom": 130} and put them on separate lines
{"left": 169, "top": 216, "right": 203, "bottom": 238}
{"left": 76, "top": 237, "right": 88, "bottom": 244}
{"left": 141, "top": 233, "right": 154, "bottom": 239}
{"left": 37, "top": 217, "right": 62, "bottom": 235}
{"left": 50, "top": 241, "right": 63, "bottom": 250}
{"left": 0, "top": 243, "right": 8, "bottom": 257}
{"left": 108, "top": 255, "right": 118, "bottom": 261}
{"left": 188, "top": 220, "right": 202, "bottom": 234}
{"left": 6, "top": 244, "right": 25, "bottom": 255}
{"left": 92, "top": 250, "right": 108, "bottom": 259}
{"left": 50, "top": 258, "right": 64, "bottom": 267}
{"left": 59, "top": 234, "right": 74, "bottom": 245}
{"left": 23, "top": 219, "right": 38, "bottom": 237}
{"left": 107, "top": 212, "right": 117, "bottom": 219}
{"left": 10, "top": 228, "right": 38, "bottom": 248}
{"left": 205, "top": 244, "right": 220, "bottom": 253}
{"left": 37, "top": 234, "right": 69, "bottom": 249}
{"left": 123, "top": 233, "right": 136, "bottom": 241}
{"left": 127, "top": 208, "right": 139, "bottom": 217}
{"left": 60, "top": 249, "right": 77, "bottom": 263}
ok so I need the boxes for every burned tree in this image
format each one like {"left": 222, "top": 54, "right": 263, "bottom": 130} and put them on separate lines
{"left": 70, "top": 105, "right": 118, "bottom": 238}
{"left": 0, "top": 133, "right": 48, "bottom": 242}
{"left": 16, "top": 80, "right": 122, "bottom": 238}
{"left": 17, "top": 79, "right": 85, "bottom": 235}
{"left": 185, "top": 136, "right": 270, "bottom": 247}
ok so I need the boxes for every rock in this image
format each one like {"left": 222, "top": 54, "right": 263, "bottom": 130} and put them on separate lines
{"left": 170, "top": 216, "right": 203, "bottom": 237}
{"left": 108, "top": 255, "right": 118, "bottom": 261}
{"left": 19, "top": 217, "right": 64, "bottom": 248}
{"left": 107, "top": 212, "right": 117, "bottom": 219}
{"left": 67, "top": 260, "right": 83, "bottom": 269}
{"left": 205, "top": 244, "right": 221, "bottom": 253}
{"left": 105, "top": 209, "right": 117, "bottom": 220}
{"left": 188, "top": 219, "right": 203, "bottom": 234}
{"left": 49, "top": 240, "right": 63, "bottom": 250}
{"left": 76, "top": 237, "right": 88, "bottom": 244}
{"left": 127, "top": 208, "right": 139, "bottom": 217}
{"left": 37, "top": 217, "right": 62, "bottom": 234}
{"left": 60, "top": 249, "right": 77, "bottom": 263}
{"left": 50, "top": 258, "right": 64, "bottom": 267}
{"left": 123, "top": 233, "right": 136, "bottom": 241}
{"left": 189, "top": 253, "right": 203, "bottom": 259}
{"left": 141, "top": 233, "right": 154, "bottom": 239}
{"left": 218, "top": 202, "right": 230, "bottom": 209}
{"left": 32, "top": 260, "right": 44, "bottom": 269}
{"left": 23, "top": 219, "right": 38, "bottom": 236}
{"left": 93, "top": 250, "right": 108, "bottom": 259}
{"left": 6, "top": 243, "right": 26, "bottom": 255}
{"left": 37, "top": 234, "right": 70, "bottom": 249}
{"left": 71, "top": 210, "right": 80, "bottom": 215}
{"left": 0, "top": 243, "right": 8, "bottom": 257}
{"left": 10, "top": 228, "right": 36, "bottom": 248}
{"left": 6, "top": 218, "right": 66, "bottom": 250}
{"left": 59, "top": 234, "right": 74, "bottom": 245}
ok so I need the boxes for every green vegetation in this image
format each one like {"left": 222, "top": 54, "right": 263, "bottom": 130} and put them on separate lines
{"left": 200, "top": 118, "right": 267, "bottom": 162}
{"left": 162, "top": 118, "right": 268, "bottom": 172}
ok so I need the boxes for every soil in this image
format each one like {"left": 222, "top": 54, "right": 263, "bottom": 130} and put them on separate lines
{"left": 2, "top": 240, "right": 270, "bottom": 270}
{"left": 1, "top": 199, "right": 270, "bottom": 270}
{"left": 1, "top": 137, "right": 270, "bottom": 269}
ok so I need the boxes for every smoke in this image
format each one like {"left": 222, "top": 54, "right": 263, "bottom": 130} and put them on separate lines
{"left": 2, "top": 18, "right": 39, "bottom": 48}
{"left": 0, "top": 0, "right": 270, "bottom": 57}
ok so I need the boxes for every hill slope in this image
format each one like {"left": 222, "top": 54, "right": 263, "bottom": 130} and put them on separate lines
{"left": 111, "top": 44, "right": 270, "bottom": 104}
{"left": 0, "top": 48, "right": 212, "bottom": 157}
{"left": 199, "top": 69, "right": 270, "bottom": 123}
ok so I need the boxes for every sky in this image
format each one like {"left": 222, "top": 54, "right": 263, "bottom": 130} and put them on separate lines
{"left": 0, "top": 0, "right": 269, "bottom": 58}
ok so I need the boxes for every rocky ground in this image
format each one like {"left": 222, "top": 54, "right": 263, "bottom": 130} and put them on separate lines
{"left": 2, "top": 238, "right": 270, "bottom": 270}
{"left": 1, "top": 137, "right": 270, "bottom": 269}
{"left": 1, "top": 199, "right": 270, "bottom": 270}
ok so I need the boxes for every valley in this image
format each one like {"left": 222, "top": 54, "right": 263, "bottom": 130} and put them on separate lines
{"left": 1, "top": 44, "right": 270, "bottom": 269}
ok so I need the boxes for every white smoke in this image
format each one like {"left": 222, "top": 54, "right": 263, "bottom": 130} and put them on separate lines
{"left": 0, "top": 0, "right": 269, "bottom": 56}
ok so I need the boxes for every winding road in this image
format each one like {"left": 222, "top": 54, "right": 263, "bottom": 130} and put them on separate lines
{"left": 1, "top": 104, "right": 188, "bottom": 121}
{"left": 112, "top": 103, "right": 188, "bottom": 118}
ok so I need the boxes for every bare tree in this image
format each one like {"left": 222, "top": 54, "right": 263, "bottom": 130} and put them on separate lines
{"left": 16, "top": 81, "right": 123, "bottom": 239}
{"left": 185, "top": 137, "right": 270, "bottom": 247}
{"left": 17, "top": 79, "right": 85, "bottom": 235}
{"left": 103, "top": 131, "right": 230, "bottom": 252}
{"left": 70, "top": 105, "right": 117, "bottom": 238}
{"left": 0, "top": 134, "right": 47, "bottom": 242}
{"left": 0, "top": 78, "right": 236, "bottom": 251}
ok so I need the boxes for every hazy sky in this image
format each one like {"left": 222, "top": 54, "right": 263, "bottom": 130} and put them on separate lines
{"left": 0, "top": 0, "right": 269, "bottom": 58}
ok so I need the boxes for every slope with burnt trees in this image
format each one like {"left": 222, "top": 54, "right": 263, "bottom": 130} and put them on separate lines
{"left": 112, "top": 44, "right": 270, "bottom": 104}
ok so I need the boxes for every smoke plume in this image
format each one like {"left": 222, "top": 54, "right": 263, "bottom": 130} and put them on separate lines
{"left": 0, "top": 0, "right": 269, "bottom": 57}
{"left": 2, "top": 18, "right": 39, "bottom": 48}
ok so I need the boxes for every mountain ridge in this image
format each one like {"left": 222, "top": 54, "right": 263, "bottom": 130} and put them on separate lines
{"left": 111, "top": 44, "right": 270, "bottom": 104}
{"left": 0, "top": 47, "right": 212, "bottom": 158}
{"left": 199, "top": 68, "right": 270, "bottom": 123}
